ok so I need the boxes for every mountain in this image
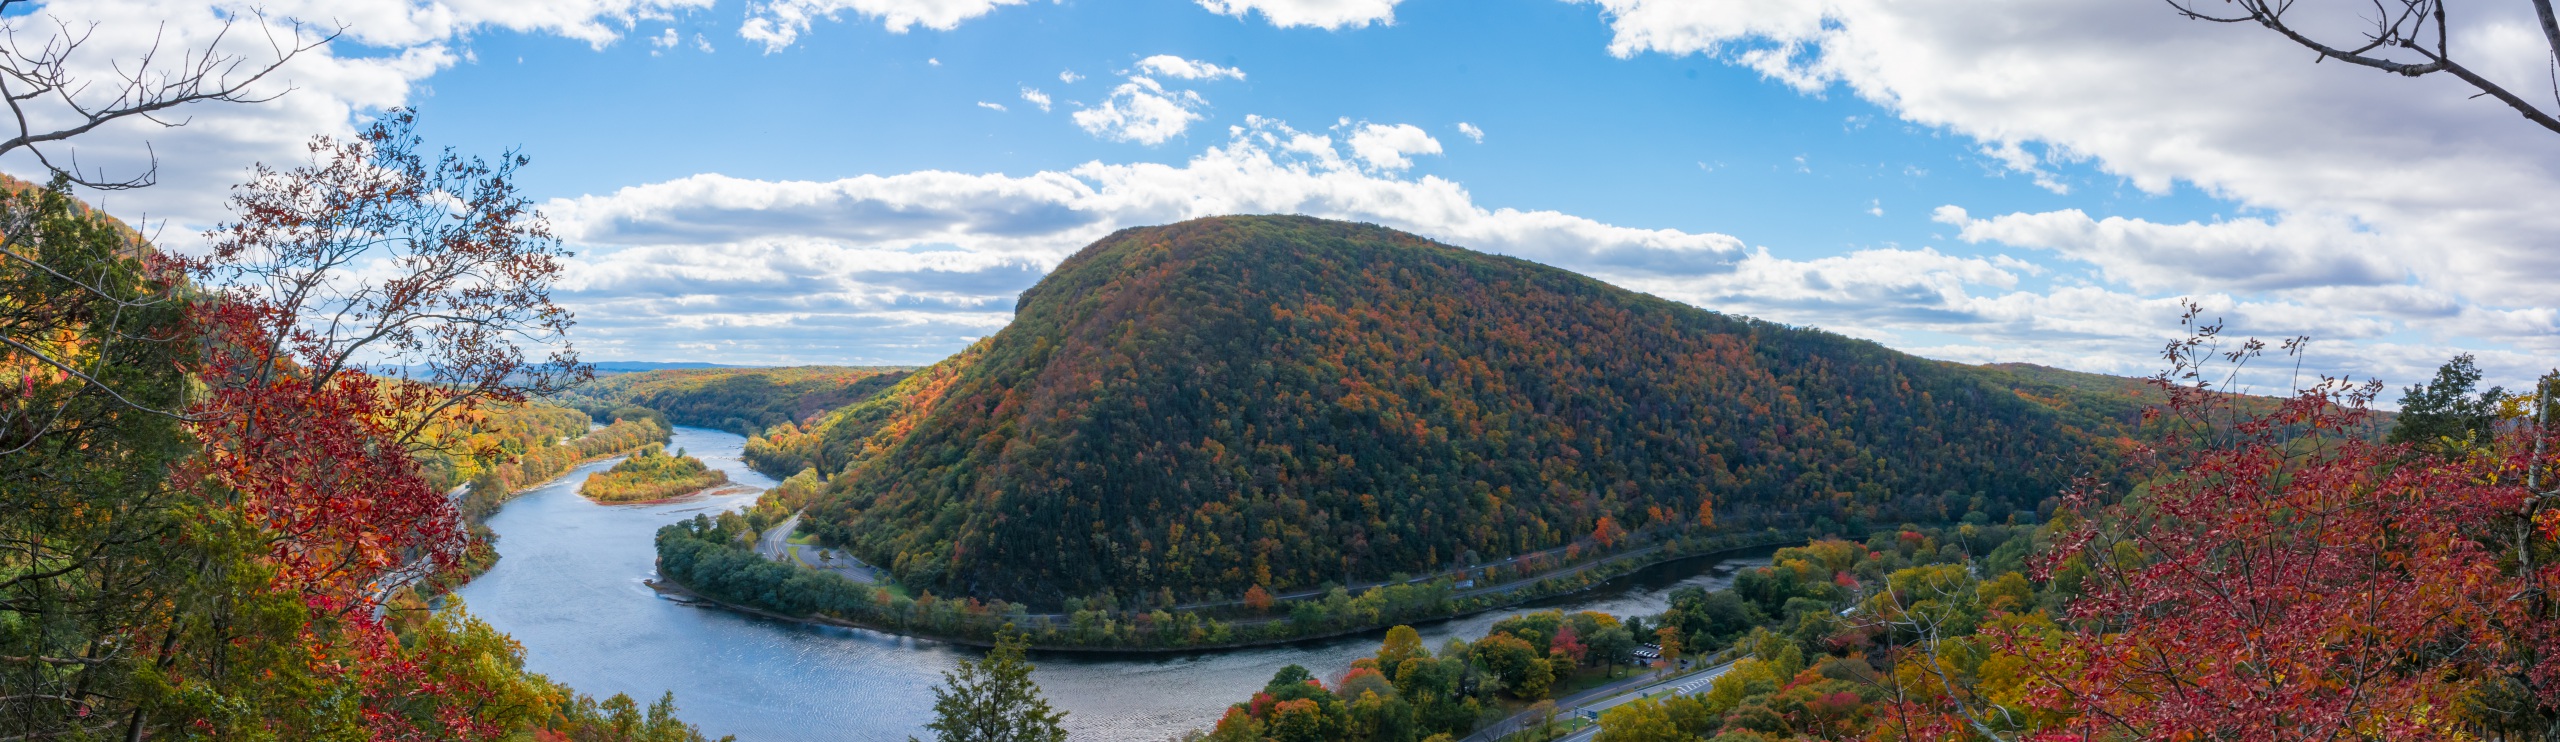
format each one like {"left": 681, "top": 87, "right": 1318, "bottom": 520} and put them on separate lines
{"left": 776, "top": 215, "right": 2131, "bottom": 606}
{"left": 589, "top": 361, "right": 753, "bottom": 374}
{"left": 561, "top": 366, "right": 912, "bottom": 438}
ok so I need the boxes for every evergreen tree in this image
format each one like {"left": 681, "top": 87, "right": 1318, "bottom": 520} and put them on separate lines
{"left": 2388, "top": 354, "right": 2506, "bottom": 455}
{"left": 914, "top": 629, "right": 1069, "bottom": 742}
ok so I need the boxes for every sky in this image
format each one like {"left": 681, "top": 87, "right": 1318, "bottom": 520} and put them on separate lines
{"left": 21, "top": 0, "right": 2560, "bottom": 394}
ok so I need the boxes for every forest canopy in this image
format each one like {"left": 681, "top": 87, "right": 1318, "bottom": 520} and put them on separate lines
{"left": 560, "top": 366, "right": 910, "bottom": 438}
{"left": 779, "top": 215, "right": 2146, "bottom": 607}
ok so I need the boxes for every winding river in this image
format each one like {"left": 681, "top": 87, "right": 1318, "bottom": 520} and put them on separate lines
{"left": 456, "top": 426, "right": 1772, "bottom": 741}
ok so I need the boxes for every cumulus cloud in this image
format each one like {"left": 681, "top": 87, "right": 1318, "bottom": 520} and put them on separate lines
{"left": 739, "top": 0, "right": 1028, "bottom": 51}
{"left": 1060, "top": 69, "right": 1084, "bottom": 83}
{"left": 543, "top": 107, "right": 2546, "bottom": 380}
{"left": 1135, "top": 55, "right": 1247, "bottom": 81}
{"left": 543, "top": 115, "right": 1764, "bottom": 361}
{"left": 1073, "top": 76, "right": 1208, "bottom": 144}
{"left": 1932, "top": 206, "right": 2405, "bottom": 294}
{"left": 555, "top": 115, "right": 1746, "bottom": 277}
{"left": 1344, "top": 122, "right": 1441, "bottom": 170}
{"left": 1020, "top": 87, "right": 1053, "bottom": 112}
{"left": 1565, "top": 0, "right": 2560, "bottom": 305}
{"left": 1561, "top": 0, "right": 2559, "bottom": 387}
{"left": 0, "top": 0, "right": 718, "bottom": 237}
{"left": 1455, "top": 122, "right": 1484, "bottom": 143}
{"left": 1194, "top": 0, "right": 1401, "bottom": 29}
{"left": 1069, "top": 57, "right": 1250, "bottom": 142}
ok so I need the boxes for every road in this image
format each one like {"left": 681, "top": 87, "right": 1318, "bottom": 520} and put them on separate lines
{"left": 1461, "top": 660, "right": 1735, "bottom": 742}
{"left": 1548, "top": 661, "right": 1734, "bottom": 742}
{"left": 757, "top": 511, "right": 881, "bottom": 584}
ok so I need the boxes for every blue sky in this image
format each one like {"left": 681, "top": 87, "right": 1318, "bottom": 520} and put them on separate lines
{"left": 31, "top": 0, "right": 2560, "bottom": 390}
{"left": 411, "top": 0, "right": 2231, "bottom": 257}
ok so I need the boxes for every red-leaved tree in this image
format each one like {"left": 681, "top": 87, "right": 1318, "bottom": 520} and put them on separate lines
{"left": 1992, "top": 306, "right": 2560, "bottom": 740}
{"left": 117, "top": 109, "right": 591, "bottom": 738}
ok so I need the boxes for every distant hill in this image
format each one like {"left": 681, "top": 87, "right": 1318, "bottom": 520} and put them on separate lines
{"left": 772, "top": 216, "right": 2136, "bottom": 606}
{"left": 589, "top": 361, "right": 752, "bottom": 374}
{"left": 560, "top": 366, "right": 912, "bottom": 438}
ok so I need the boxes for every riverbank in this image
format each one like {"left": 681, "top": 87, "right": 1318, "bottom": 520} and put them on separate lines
{"left": 422, "top": 421, "right": 675, "bottom": 596}
{"left": 456, "top": 425, "right": 1788, "bottom": 740}
{"left": 650, "top": 528, "right": 1809, "bottom": 654}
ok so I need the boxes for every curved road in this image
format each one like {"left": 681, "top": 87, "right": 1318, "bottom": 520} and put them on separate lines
{"left": 757, "top": 511, "right": 880, "bottom": 584}
{"left": 1463, "top": 660, "right": 1735, "bottom": 742}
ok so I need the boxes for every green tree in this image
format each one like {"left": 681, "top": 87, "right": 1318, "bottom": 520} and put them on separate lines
{"left": 1377, "top": 625, "right": 1426, "bottom": 679}
{"left": 1586, "top": 623, "right": 1635, "bottom": 676}
{"left": 1472, "top": 633, "right": 1553, "bottom": 698}
{"left": 1594, "top": 696, "right": 1681, "bottom": 742}
{"left": 2387, "top": 354, "right": 2506, "bottom": 456}
{"left": 914, "top": 629, "right": 1069, "bottom": 742}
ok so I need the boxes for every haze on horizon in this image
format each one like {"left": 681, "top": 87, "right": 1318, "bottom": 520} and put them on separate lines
{"left": 24, "top": 0, "right": 2560, "bottom": 391}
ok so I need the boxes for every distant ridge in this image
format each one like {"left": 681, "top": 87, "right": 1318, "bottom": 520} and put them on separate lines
{"left": 589, "top": 361, "right": 754, "bottom": 374}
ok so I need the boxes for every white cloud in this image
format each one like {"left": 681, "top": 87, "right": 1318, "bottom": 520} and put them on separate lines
{"left": 1072, "top": 76, "right": 1208, "bottom": 144}
{"left": 1194, "top": 0, "right": 1402, "bottom": 29}
{"left": 244, "top": 0, "right": 712, "bottom": 49}
{"left": 1067, "top": 58, "right": 1244, "bottom": 143}
{"left": 1866, "top": 199, "right": 1881, "bottom": 217}
{"left": 1134, "top": 55, "right": 1246, "bottom": 81}
{"left": 1060, "top": 69, "right": 1084, "bottom": 83}
{"left": 1020, "top": 87, "right": 1053, "bottom": 112}
{"left": 1343, "top": 122, "right": 1441, "bottom": 170}
{"left": 1932, "top": 206, "right": 2405, "bottom": 294}
{"left": 551, "top": 114, "right": 1749, "bottom": 287}
{"left": 977, "top": 101, "right": 1007, "bottom": 111}
{"left": 1564, "top": 0, "right": 2560, "bottom": 311}
{"left": 546, "top": 109, "right": 2550, "bottom": 382}
{"left": 654, "top": 28, "right": 680, "bottom": 48}
{"left": 2, "top": 0, "right": 713, "bottom": 237}
{"left": 543, "top": 116, "right": 1757, "bottom": 359}
{"left": 1455, "top": 122, "right": 1485, "bottom": 143}
{"left": 739, "top": 0, "right": 1028, "bottom": 52}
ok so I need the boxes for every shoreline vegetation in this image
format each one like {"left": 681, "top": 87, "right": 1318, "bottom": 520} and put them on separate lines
{"left": 652, "top": 518, "right": 1822, "bottom": 653}
{"left": 581, "top": 443, "right": 730, "bottom": 503}
{"left": 1187, "top": 525, "right": 2012, "bottom": 742}
{"left": 419, "top": 413, "right": 674, "bottom": 594}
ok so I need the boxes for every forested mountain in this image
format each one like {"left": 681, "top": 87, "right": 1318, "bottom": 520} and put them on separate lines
{"left": 782, "top": 216, "right": 2134, "bottom": 607}
{"left": 561, "top": 366, "right": 911, "bottom": 437}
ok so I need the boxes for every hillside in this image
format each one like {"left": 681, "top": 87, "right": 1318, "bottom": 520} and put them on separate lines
{"left": 560, "top": 366, "right": 911, "bottom": 437}
{"left": 783, "top": 216, "right": 2133, "bottom": 606}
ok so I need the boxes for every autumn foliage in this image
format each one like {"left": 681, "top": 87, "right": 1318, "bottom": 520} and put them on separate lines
{"left": 1989, "top": 324, "right": 2560, "bottom": 740}
{"left": 3, "top": 115, "right": 724, "bottom": 739}
{"left": 793, "top": 215, "right": 2139, "bottom": 607}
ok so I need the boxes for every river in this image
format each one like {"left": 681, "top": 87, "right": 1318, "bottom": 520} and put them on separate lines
{"left": 455, "top": 426, "right": 1772, "bottom": 741}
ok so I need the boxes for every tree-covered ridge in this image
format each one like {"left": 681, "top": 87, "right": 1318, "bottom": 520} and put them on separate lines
{"left": 796, "top": 215, "right": 2127, "bottom": 607}
{"left": 561, "top": 365, "right": 911, "bottom": 438}
{"left": 415, "top": 400, "right": 593, "bottom": 493}
{"left": 744, "top": 344, "right": 983, "bottom": 480}
{"left": 582, "top": 444, "right": 728, "bottom": 503}
{"left": 459, "top": 415, "right": 669, "bottom": 519}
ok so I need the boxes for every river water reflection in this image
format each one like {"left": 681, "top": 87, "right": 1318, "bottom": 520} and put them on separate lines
{"left": 456, "top": 426, "right": 1772, "bottom": 741}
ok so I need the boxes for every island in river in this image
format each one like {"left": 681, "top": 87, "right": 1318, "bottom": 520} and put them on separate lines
{"left": 581, "top": 443, "right": 731, "bottom": 503}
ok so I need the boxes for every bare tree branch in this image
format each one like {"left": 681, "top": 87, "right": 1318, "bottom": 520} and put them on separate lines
{"left": 2164, "top": 0, "right": 2560, "bottom": 134}
{"left": 0, "top": 1, "right": 340, "bottom": 189}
